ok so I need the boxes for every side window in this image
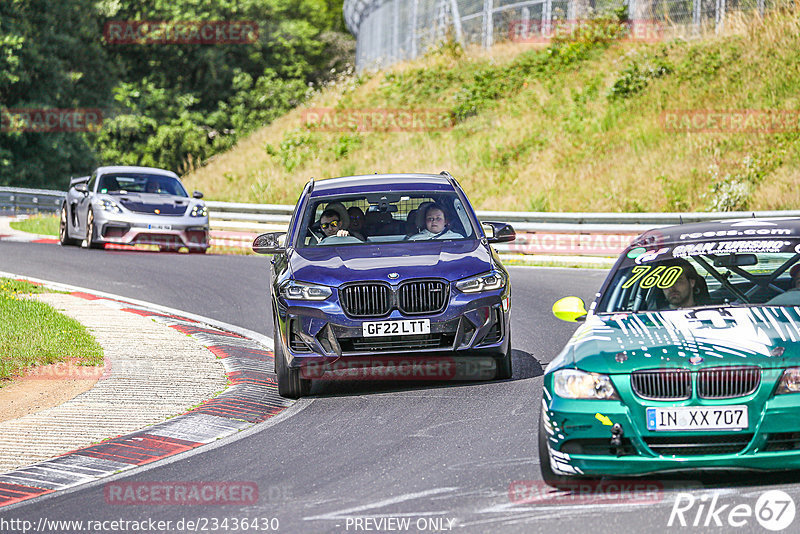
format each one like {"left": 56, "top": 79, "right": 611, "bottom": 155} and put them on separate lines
{"left": 87, "top": 173, "right": 97, "bottom": 193}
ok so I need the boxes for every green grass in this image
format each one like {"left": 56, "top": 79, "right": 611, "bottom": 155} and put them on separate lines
{"left": 0, "top": 278, "right": 104, "bottom": 385}
{"left": 10, "top": 215, "right": 59, "bottom": 236}
{"left": 184, "top": 9, "right": 800, "bottom": 213}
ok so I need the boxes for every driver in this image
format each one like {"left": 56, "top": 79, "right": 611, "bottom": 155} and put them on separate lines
{"left": 320, "top": 209, "right": 349, "bottom": 238}
{"left": 766, "top": 264, "right": 800, "bottom": 305}
{"left": 660, "top": 258, "right": 709, "bottom": 309}
{"left": 407, "top": 203, "right": 462, "bottom": 240}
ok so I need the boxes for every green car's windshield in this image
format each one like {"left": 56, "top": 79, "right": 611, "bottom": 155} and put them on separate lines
{"left": 598, "top": 244, "right": 800, "bottom": 313}
{"left": 297, "top": 191, "right": 478, "bottom": 247}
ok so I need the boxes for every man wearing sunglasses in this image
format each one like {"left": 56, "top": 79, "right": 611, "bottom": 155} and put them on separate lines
{"left": 320, "top": 209, "right": 349, "bottom": 238}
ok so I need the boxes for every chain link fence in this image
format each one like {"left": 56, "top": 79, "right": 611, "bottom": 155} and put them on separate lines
{"left": 344, "top": 0, "right": 785, "bottom": 70}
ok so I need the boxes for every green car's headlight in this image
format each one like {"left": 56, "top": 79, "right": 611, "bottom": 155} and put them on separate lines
{"left": 553, "top": 369, "right": 619, "bottom": 400}
{"left": 280, "top": 280, "right": 332, "bottom": 301}
{"left": 455, "top": 269, "right": 506, "bottom": 293}
{"left": 776, "top": 367, "right": 800, "bottom": 394}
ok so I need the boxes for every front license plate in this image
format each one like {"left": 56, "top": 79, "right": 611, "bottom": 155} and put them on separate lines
{"left": 362, "top": 319, "right": 431, "bottom": 337}
{"left": 147, "top": 224, "right": 172, "bottom": 230}
{"left": 646, "top": 406, "right": 748, "bottom": 431}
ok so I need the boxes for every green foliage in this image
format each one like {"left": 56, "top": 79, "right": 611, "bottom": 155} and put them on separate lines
{"left": 704, "top": 156, "right": 771, "bottom": 211}
{"left": 265, "top": 128, "right": 320, "bottom": 172}
{"left": 608, "top": 51, "right": 673, "bottom": 100}
{"left": 9, "top": 214, "right": 59, "bottom": 236}
{"left": 1, "top": 0, "right": 353, "bottom": 188}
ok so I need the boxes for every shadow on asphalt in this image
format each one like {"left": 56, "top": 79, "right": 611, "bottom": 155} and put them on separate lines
{"left": 307, "top": 347, "right": 544, "bottom": 398}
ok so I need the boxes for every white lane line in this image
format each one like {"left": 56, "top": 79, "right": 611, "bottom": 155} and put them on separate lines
{"left": 303, "top": 487, "right": 458, "bottom": 521}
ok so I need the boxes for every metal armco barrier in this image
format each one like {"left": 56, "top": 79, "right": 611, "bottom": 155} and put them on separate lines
{"left": 5, "top": 186, "right": 800, "bottom": 256}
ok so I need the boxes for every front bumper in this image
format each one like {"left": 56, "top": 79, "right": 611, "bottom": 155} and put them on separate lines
{"left": 541, "top": 386, "right": 800, "bottom": 477}
{"left": 277, "top": 289, "right": 510, "bottom": 372}
{"left": 93, "top": 210, "right": 209, "bottom": 249}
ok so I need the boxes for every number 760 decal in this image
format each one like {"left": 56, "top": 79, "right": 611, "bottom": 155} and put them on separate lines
{"left": 621, "top": 265, "right": 684, "bottom": 289}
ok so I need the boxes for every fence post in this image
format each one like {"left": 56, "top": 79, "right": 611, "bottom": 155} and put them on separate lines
{"left": 693, "top": 0, "right": 701, "bottom": 36}
{"left": 411, "top": 0, "right": 418, "bottom": 58}
{"left": 543, "top": 0, "right": 552, "bottom": 36}
{"left": 392, "top": 0, "right": 400, "bottom": 62}
{"left": 482, "top": 0, "right": 494, "bottom": 48}
{"left": 449, "top": 0, "right": 465, "bottom": 45}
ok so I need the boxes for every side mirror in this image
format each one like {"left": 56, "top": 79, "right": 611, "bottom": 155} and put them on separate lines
{"left": 193, "top": 191, "right": 204, "bottom": 199}
{"left": 482, "top": 221, "right": 516, "bottom": 243}
{"left": 74, "top": 182, "right": 89, "bottom": 194}
{"left": 552, "top": 296, "right": 588, "bottom": 322}
{"left": 253, "top": 232, "right": 287, "bottom": 255}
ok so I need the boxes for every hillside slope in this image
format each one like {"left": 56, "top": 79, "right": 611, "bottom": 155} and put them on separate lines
{"left": 184, "top": 11, "right": 800, "bottom": 212}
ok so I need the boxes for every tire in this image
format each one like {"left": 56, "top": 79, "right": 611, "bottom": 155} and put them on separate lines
{"left": 83, "top": 208, "right": 103, "bottom": 249}
{"left": 495, "top": 336, "right": 513, "bottom": 380}
{"left": 188, "top": 247, "right": 208, "bottom": 254}
{"left": 273, "top": 315, "right": 311, "bottom": 399}
{"left": 538, "top": 410, "right": 582, "bottom": 489}
{"left": 59, "top": 205, "right": 80, "bottom": 246}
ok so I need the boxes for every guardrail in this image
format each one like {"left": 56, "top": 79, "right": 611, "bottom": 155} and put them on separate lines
{"left": 5, "top": 186, "right": 800, "bottom": 256}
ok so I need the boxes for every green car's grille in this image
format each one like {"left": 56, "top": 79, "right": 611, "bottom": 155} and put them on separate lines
{"left": 697, "top": 366, "right": 760, "bottom": 399}
{"left": 631, "top": 370, "right": 691, "bottom": 400}
{"left": 632, "top": 366, "right": 761, "bottom": 400}
{"left": 643, "top": 434, "right": 753, "bottom": 456}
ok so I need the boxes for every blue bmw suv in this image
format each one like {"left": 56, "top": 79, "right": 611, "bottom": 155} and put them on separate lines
{"left": 253, "top": 172, "right": 516, "bottom": 398}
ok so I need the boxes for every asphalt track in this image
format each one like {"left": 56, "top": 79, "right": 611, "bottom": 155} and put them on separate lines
{"left": 2, "top": 241, "right": 800, "bottom": 533}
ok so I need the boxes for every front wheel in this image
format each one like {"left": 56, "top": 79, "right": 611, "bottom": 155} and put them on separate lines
{"left": 495, "top": 337, "right": 513, "bottom": 380}
{"left": 59, "top": 205, "right": 80, "bottom": 246}
{"left": 83, "top": 209, "right": 103, "bottom": 249}
{"left": 273, "top": 316, "right": 311, "bottom": 399}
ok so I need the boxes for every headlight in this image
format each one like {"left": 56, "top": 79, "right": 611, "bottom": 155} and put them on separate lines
{"left": 100, "top": 199, "right": 122, "bottom": 214}
{"left": 190, "top": 205, "right": 208, "bottom": 217}
{"left": 280, "top": 280, "right": 332, "bottom": 301}
{"left": 455, "top": 269, "right": 506, "bottom": 293}
{"left": 776, "top": 367, "right": 800, "bottom": 394}
{"left": 553, "top": 369, "right": 619, "bottom": 400}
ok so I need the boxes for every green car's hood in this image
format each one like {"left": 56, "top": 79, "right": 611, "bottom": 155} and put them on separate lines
{"left": 555, "top": 306, "right": 800, "bottom": 374}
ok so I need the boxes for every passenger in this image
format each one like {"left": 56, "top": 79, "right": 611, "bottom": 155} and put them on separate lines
{"left": 347, "top": 206, "right": 366, "bottom": 240}
{"left": 407, "top": 204, "right": 462, "bottom": 240}
{"left": 766, "top": 264, "right": 800, "bottom": 305}
{"left": 145, "top": 180, "right": 160, "bottom": 193}
{"left": 660, "top": 258, "right": 709, "bottom": 309}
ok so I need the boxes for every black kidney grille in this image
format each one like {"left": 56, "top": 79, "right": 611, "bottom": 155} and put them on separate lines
{"left": 697, "top": 366, "right": 760, "bottom": 399}
{"left": 340, "top": 284, "right": 391, "bottom": 317}
{"left": 631, "top": 370, "right": 692, "bottom": 400}
{"left": 398, "top": 280, "right": 448, "bottom": 315}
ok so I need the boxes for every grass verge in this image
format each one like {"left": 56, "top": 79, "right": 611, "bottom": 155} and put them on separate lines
{"left": 0, "top": 278, "right": 104, "bottom": 386}
{"left": 10, "top": 215, "right": 59, "bottom": 236}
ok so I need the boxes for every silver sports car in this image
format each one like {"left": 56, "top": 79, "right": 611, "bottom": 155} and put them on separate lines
{"left": 59, "top": 166, "right": 210, "bottom": 253}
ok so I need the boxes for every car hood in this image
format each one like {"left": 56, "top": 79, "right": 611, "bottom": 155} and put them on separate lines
{"left": 288, "top": 240, "right": 493, "bottom": 286}
{"left": 556, "top": 306, "right": 800, "bottom": 373}
{"left": 102, "top": 193, "right": 193, "bottom": 215}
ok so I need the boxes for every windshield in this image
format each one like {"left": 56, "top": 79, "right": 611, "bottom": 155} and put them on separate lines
{"left": 98, "top": 173, "right": 188, "bottom": 197}
{"left": 597, "top": 241, "right": 800, "bottom": 313}
{"left": 297, "top": 191, "right": 477, "bottom": 247}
